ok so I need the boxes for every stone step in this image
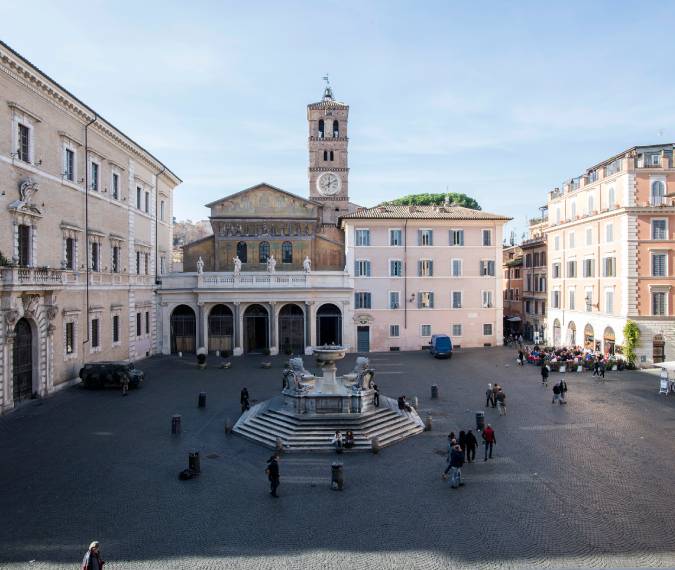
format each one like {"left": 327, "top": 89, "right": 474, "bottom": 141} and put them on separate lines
{"left": 260, "top": 409, "right": 406, "bottom": 433}
{"left": 247, "top": 416, "right": 403, "bottom": 442}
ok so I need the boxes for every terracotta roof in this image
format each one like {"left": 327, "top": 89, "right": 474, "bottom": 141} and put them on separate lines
{"left": 339, "top": 204, "right": 511, "bottom": 222}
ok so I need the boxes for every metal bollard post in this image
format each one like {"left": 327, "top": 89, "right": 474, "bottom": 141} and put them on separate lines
{"left": 371, "top": 437, "right": 380, "bottom": 454}
{"left": 331, "top": 462, "right": 344, "bottom": 491}
{"left": 198, "top": 392, "right": 207, "bottom": 408}
{"left": 188, "top": 451, "right": 201, "bottom": 473}
{"left": 224, "top": 417, "right": 232, "bottom": 434}
{"left": 476, "top": 411, "right": 485, "bottom": 432}
{"left": 425, "top": 414, "right": 432, "bottom": 431}
{"left": 431, "top": 384, "right": 439, "bottom": 399}
{"left": 171, "top": 414, "right": 182, "bottom": 434}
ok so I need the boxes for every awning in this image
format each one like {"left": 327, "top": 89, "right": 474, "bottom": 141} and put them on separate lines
{"left": 656, "top": 361, "right": 675, "bottom": 371}
{"left": 507, "top": 316, "right": 522, "bottom": 322}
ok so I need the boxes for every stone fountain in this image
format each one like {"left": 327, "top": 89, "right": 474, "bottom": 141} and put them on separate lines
{"left": 233, "top": 346, "right": 424, "bottom": 451}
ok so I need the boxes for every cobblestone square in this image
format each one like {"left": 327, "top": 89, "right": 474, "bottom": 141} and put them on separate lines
{"left": 1, "top": 347, "right": 675, "bottom": 569}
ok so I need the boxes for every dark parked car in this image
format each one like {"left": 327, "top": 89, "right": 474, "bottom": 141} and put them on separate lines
{"left": 79, "top": 362, "right": 144, "bottom": 389}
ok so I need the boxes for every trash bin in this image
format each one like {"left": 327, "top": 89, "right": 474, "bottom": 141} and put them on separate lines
{"left": 476, "top": 411, "right": 485, "bottom": 432}
{"left": 188, "top": 451, "right": 201, "bottom": 473}
{"left": 431, "top": 384, "right": 439, "bottom": 399}
{"left": 331, "top": 462, "right": 344, "bottom": 491}
{"left": 171, "top": 414, "right": 182, "bottom": 434}
{"left": 198, "top": 392, "right": 207, "bottom": 408}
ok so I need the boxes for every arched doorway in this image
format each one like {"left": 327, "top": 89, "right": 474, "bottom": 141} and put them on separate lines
{"left": 170, "top": 305, "right": 196, "bottom": 354}
{"left": 567, "top": 321, "right": 576, "bottom": 346}
{"left": 603, "top": 327, "right": 615, "bottom": 355}
{"left": 584, "top": 323, "right": 595, "bottom": 349}
{"left": 244, "top": 304, "right": 269, "bottom": 353}
{"left": 13, "top": 318, "right": 33, "bottom": 403}
{"left": 208, "top": 304, "right": 233, "bottom": 353}
{"left": 316, "top": 303, "right": 342, "bottom": 346}
{"left": 278, "top": 304, "right": 304, "bottom": 355}
{"left": 553, "top": 319, "right": 561, "bottom": 346}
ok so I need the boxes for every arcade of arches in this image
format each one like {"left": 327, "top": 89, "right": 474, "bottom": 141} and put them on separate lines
{"left": 551, "top": 319, "right": 616, "bottom": 355}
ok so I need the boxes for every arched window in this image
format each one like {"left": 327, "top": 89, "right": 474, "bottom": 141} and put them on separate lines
{"left": 259, "top": 241, "right": 270, "bottom": 263}
{"left": 236, "top": 241, "right": 247, "bottom": 263}
{"left": 332, "top": 120, "right": 339, "bottom": 137}
{"left": 323, "top": 150, "right": 328, "bottom": 161}
{"left": 318, "top": 119, "right": 324, "bottom": 138}
{"left": 282, "top": 241, "right": 293, "bottom": 264}
{"left": 608, "top": 187, "right": 615, "bottom": 208}
{"left": 651, "top": 180, "right": 665, "bottom": 205}
{"left": 329, "top": 150, "right": 334, "bottom": 161}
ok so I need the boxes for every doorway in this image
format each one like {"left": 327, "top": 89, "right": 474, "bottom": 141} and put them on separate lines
{"left": 170, "top": 305, "right": 196, "bottom": 353}
{"left": 278, "top": 304, "right": 305, "bottom": 355}
{"left": 13, "top": 318, "right": 33, "bottom": 403}
{"left": 208, "top": 304, "right": 233, "bottom": 353}
{"left": 357, "top": 326, "right": 370, "bottom": 353}
{"left": 316, "top": 303, "right": 342, "bottom": 346}
{"left": 244, "top": 304, "right": 269, "bottom": 353}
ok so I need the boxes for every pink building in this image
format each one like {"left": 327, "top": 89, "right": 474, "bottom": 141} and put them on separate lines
{"left": 340, "top": 204, "right": 511, "bottom": 352}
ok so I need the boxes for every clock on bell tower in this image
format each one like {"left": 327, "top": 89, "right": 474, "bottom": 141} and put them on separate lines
{"left": 308, "top": 77, "right": 350, "bottom": 224}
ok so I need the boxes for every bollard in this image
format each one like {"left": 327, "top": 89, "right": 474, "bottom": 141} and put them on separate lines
{"left": 215, "top": 350, "right": 220, "bottom": 358}
{"left": 476, "top": 411, "right": 485, "bottom": 432}
{"left": 198, "top": 392, "right": 207, "bottom": 408}
{"left": 371, "top": 437, "right": 380, "bottom": 454}
{"left": 331, "top": 462, "right": 344, "bottom": 491}
{"left": 188, "top": 451, "right": 201, "bottom": 474}
{"left": 431, "top": 384, "right": 439, "bottom": 399}
{"left": 178, "top": 351, "right": 183, "bottom": 358}
{"left": 425, "top": 414, "right": 433, "bottom": 431}
{"left": 224, "top": 417, "right": 232, "bottom": 434}
{"left": 171, "top": 414, "right": 182, "bottom": 435}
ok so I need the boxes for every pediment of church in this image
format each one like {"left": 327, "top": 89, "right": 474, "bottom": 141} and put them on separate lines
{"left": 206, "top": 183, "right": 321, "bottom": 220}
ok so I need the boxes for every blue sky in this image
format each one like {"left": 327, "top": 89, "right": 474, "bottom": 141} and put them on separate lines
{"left": 3, "top": 1, "right": 675, "bottom": 239}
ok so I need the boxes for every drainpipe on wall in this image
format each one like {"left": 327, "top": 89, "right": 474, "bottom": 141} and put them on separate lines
{"left": 403, "top": 218, "right": 408, "bottom": 330}
{"left": 83, "top": 113, "right": 98, "bottom": 351}
{"left": 154, "top": 166, "right": 166, "bottom": 286}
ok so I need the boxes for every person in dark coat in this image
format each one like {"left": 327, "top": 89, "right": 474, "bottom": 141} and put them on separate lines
{"left": 372, "top": 383, "right": 380, "bottom": 407}
{"left": 443, "top": 444, "right": 465, "bottom": 488}
{"left": 559, "top": 378, "right": 568, "bottom": 404}
{"left": 265, "top": 454, "right": 280, "bottom": 497}
{"left": 485, "top": 384, "right": 495, "bottom": 408}
{"left": 517, "top": 350, "right": 525, "bottom": 366}
{"left": 240, "top": 387, "right": 250, "bottom": 412}
{"left": 541, "top": 364, "right": 549, "bottom": 386}
{"left": 552, "top": 381, "right": 561, "bottom": 404}
{"left": 465, "top": 430, "right": 478, "bottom": 462}
{"left": 458, "top": 430, "right": 467, "bottom": 453}
{"left": 82, "top": 541, "right": 104, "bottom": 570}
{"left": 599, "top": 361, "right": 606, "bottom": 379}
{"left": 592, "top": 359, "right": 600, "bottom": 376}
{"left": 482, "top": 424, "right": 496, "bottom": 461}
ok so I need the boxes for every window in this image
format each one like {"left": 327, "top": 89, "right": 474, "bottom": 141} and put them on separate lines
{"left": 355, "top": 260, "right": 371, "bottom": 277}
{"left": 652, "top": 253, "right": 667, "bottom": 277}
{"left": 64, "top": 148, "right": 75, "bottom": 181}
{"left": 605, "top": 289, "right": 614, "bottom": 314}
{"left": 651, "top": 181, "right": 665, "bottom": 206}
{"left": 18, "top": 224, "right": 31, "bottom": 266}
{"left": 568, "top": 288, "right": 575, "bottom": 310}
{"left": 606, "top": 223, "right": 614, "bottom": 242}
{"left": 568, "top": 231, "right": 575, "bottom": 248}
{"left": 586, "top": 228, "right": 593, "bottom": 246}
{"left": 652, "top": 291, "right": 666, "bottom": 315}
{"left": 452, "top": 291, "right": 463, "bottom": 309}
{"left": 652, "top": 219, "right": 667, "bottom": 240}
{"left": 112, "top": 246, "right": 120, "bottom": 273}
{"left": 136, "top": 312, "right": 142, "bottom": 337}
{"left": 419, "top": 229, "right": 433, "bottom": 246}
{"left": 113, "top": 315, "right": 120, "bottom": 343}
{"left": 570, "top": 200, "right": 576, "bottom": 218}
{"left": 585, "top": 289, "right": 593, "bottom": 312}
{"left": 450, "top": 229, "right": 464, "bottom": 246}
{"left": 136, "top": 186, "right": 142, "bottom": 209}
{"left": 552, "top": 262, "right": 561, "bottom": 279}
{"left": 91, "top": 318, "right": 100, "bottom": 348}
{"left": 144, "top": 191, "right": 150, "bottom": 213}
{"left": 525, "top": 254, "right": 532, "bottom": 268}
{"left": 17, "top": 123, "right": 30, "bottom": 162}
{"left": 355, "top": 292, "right": 372, "bottom": 309}
{"left": 144, "top": 253, "right": 149, "bottom": 275}
{"left": 323, "top": 150, "right": 328, "bottom": 161}
{"left": 608, "top": 187, "right": 615, "bottom": 208}
{"left": 451, "top": 259, "right": 462, "bottom": 277}
{"left": 525, "top": 300, "right": 531, "bottom": 313}
{"left": 145, "top": 311, "right": 150, "bottom": 334}
{"left": 567, "top": 260, "right": 577, "bottom": 278}
{"left": 483, "top": 323, "right": 493, "bottom": 336}
{"left": 112, "top": 173, "right": 119, "bottom": 200}
{"left": 389, "top": 324, "right": 400, "bottom": 337}
{"left": 526, "top": 274, "right": 532, "bottom": 291}
{"left": 452, "top": 324, "right": 462, "bottom": 337}
{"left": 602, "top": 257, "right": 616, "bottom": 277}
{"left": 482, "top": 290, "right": 493, "bottom": 308}
{"left": 90, "top": 162, "right": 99, "bottom": 191}
{"left": 554, "top": 236, "right": 560, "bottom": 251}
{"left": 556, "top": 208, "right": 561, "bottom": 224}
{"left": 541, "top": 252, "right": 546, "bottom": 266}
{"left": 318, "top": 119, "right": 324, "bottom": 138}
{"left": 421, "top": 324, "right": 432, "bottom": 337}
{"left": 160, "top": 200, "right": 165, "bottom": 220}
{"left": 91, "top": 242, "right": 100, "bottom": 272}
{"left": 65, "top": 237, "right": 74, "bottom": 270}
{"left": 650, "top": 153, "right": 661, "bottom": 166}
{"left": 587, "top": 194, "right": 594, "bottom": 214}
{"left": 583, "top": 258, "right": 595, "bottom": 278}
{"left": 418, "top": 259, "right": 433, "bottom": 277}
{"left": 389, "top": 291, "right": 400, "bottom": 309}
{"left": 389, "top": 229, "right": 402, "bottom": 246}
{"left": 479, "top": 260, "right": 495, "bottom": 276}
{"left": 418, "top": 291, "right": 434, "bottom": 308}
{"left": 136, "top": 251, "right": 141, "bottom": 274}
{"left": 330, "top": 151, "right": 334, "bottom": 161}
{"left": 259, "top": 241, "right": 270, "bottom": 263}
{"left": 332, "top": 119, "right": 339, "bottom": 138}
{"left": 236, "top": 241, "right": 247, "bottom": 263}
{"left": 160, "top": 256, "right": 166, "bottom": 275}
{"left": 552, "top": 290, "right": 561, "bottom": 308}
{"left": 355, "top": 229, "right": 370, "bottom": 246}
{"left": 282, "top": 241, "right": 293, "bottom": 263}
{"left": 482, "top": 229, "right": 492, "bottom": 246}
{"left": 390, "top": 260, "right": 402, "bottom": 277}
{"left": 65, "top": 322, "right": 74, "bottom": 355}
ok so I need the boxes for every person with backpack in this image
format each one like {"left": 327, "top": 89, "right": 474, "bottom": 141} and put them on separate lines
{"left": 482, "top": 424, "right": 496, "bottom": 461}
{"left": 265, "top": 454, "right": 280, "bottom": 498}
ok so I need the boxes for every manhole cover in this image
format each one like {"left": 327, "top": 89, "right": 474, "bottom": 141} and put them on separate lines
{"left": 206, "top": 453, "right": 220, "bottom": 459}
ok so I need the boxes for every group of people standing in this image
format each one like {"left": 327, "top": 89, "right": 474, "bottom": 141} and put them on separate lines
{"left": 485, "top": 383, "right": 507, "bottom": 416}
{"left": 442, "top": 425, "right": 497, "bottom": 488}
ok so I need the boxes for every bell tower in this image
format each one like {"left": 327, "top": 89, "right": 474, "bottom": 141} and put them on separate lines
{"left": 308, "top": 78, "right": 350, "bottom": 224}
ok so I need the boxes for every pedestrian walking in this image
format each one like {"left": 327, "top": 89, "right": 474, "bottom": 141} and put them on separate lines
{"left": 372, "top": 383, "right": 380, "bottom": 407}
{"left": 541, "top": 364, "right": 549, "bottom": 387}
{"left": 552, "top": 381, "right": 561, "bottom": 404}
{"left": 491, "top": 384, "right": 500, "bottom": 408}
{"left": 81, "top": 541, "right": 104, "bottom": 570}
{"left": 517, "top": 350, "right": 525, "bottom": 366}
{"left": 592, "top": 359, "right": 600, "bottom": 376}
{"left": 240, "top": 387, "right": 250, "bottom": 412}
{"left": 121, "top": 374, "right": 129, "bottom": 397}
{"left": 485, "top": 383, "right": 494, "bottom": 408}
{"left": 265, "top": 454, "right": 280, "bottom": 498}
{"left": 496, "top": 389, "right": 507, "bottom": 416}
{"left": 447, "top": 433, "right": 456, "bottom": 461}
{"left": 482, "top": 424, "right": 496, "bottom": 461}
{"left": 443, "top": 444, "right": 465, "bottom": 488}
{"left": 559, "top": 378, "right": 568, "bottom": 404}
{"left": 599, "top": 361, "right": 606, "bottom": 379}
{"left": 465, "top": 430, "right": 478, "bottom": 463}
{"left": 458, "top": 430, "right": 467, "bottom": 453}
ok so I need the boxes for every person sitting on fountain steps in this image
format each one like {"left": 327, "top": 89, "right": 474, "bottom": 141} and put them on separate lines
{"left": 331, "top": 430, "right": 344, "bottom": 453}
{"left": 344, "top": 431, "right": 355, "bottom": 449}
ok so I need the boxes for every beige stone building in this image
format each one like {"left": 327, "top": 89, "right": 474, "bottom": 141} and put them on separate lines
{"left": 502, "top": 245, "right": 523, "bottom": 337}
{"left": 546, "top": 144, "right": 675, "bottom": 364}
{"left": 521, "top": 216, "right": 547, "bottom": 343}
{"left": 0, "top": 41, "right": 180, "bottom": 413}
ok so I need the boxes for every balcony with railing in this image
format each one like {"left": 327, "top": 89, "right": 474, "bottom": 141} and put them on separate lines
{"left": 1, "top": 267, "right": 157, "bottom": 289}
{"left": 161, "top": 271, "right": 353, "bottom": 291}
{"left": 1, "top": 267, "right": 65, "bottom": 288}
